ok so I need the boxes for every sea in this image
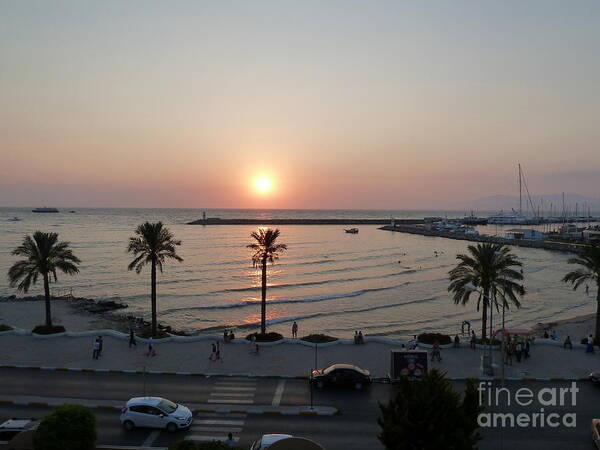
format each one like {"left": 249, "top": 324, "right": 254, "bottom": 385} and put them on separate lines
{"left": 0, "top": 207, "right": 595, "bottom": 338}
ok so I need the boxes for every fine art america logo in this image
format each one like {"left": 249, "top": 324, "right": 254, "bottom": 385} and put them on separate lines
{"left": 477, "top": 382, "right": 578, "bottom": 428}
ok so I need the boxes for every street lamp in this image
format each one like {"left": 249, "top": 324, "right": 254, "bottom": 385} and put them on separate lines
{"left": 465, "top": 283, "right": 494, "bottom": 376}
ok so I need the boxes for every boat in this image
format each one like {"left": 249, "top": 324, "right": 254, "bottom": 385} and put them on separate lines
{"left": 344, "top": 228, "right": 359, "bottom": 234}
{"left": 487, "top": 164, "right": 539, "bottom": 225}
{"left": 461, "top": 212, "right": 488, "bottom": 225}
{"left": 32, "top": 207, "right": 59, "bottom": 213}
{"left": 5, "top": 217, "right": 21, "bottom": 222}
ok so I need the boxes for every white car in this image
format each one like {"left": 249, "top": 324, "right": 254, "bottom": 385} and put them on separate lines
{"left": 250, "top": 434, "right": 293, "bottom": 450}
{"left": 120, "top": 397, "right": 192, "bottom": 432}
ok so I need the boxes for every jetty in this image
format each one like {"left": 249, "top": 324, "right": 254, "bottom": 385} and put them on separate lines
{"left": 188, "top": 218, "right": 424, "bottom": 225}
{"left": 380, "top": 224, "right": 588, "bottom": 254}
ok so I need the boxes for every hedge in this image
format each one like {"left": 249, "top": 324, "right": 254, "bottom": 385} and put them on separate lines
{"left": 246, "top": 332, "right": 283, "bottom": 342}
{"left": 301, "top": 334, "right": 338, "bottom": 343}
{"left": 417, "top": 333, "right": 451, "bottom": 345}
{"left": 32, "top": 325, "right": 66, "bottom": 335}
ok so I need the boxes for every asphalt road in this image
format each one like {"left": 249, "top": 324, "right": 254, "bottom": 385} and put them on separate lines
{"left": 0, "top": 369, "right": 599, "bottom": 449}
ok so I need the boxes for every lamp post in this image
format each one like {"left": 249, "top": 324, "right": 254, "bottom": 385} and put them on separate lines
{"left": 465, "top": 283, "right": 494, "bottom": 376}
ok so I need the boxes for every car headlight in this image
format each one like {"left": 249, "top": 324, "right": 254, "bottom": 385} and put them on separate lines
{"left": 175, "top": 416, "right": 187, "bottom": 420}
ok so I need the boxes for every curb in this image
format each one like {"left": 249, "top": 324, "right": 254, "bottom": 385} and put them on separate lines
{"left": 0, "top": 365, "right": 590, "bottom": 384}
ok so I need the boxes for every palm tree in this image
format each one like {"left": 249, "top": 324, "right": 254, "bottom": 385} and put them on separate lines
{"left": 563, "top": 244, "right": 600, "bottom": 340}
{"left": 247, "top": 228, "right": 287, "bottom": 335}
{"left": 127, "top": 222, "right": 183, "bottom": 338}
{"left": 8, "top": 231, "right": 81, "bottom": 327}
{"left": 448, "top": 243, "right": 524, "bottom": 341}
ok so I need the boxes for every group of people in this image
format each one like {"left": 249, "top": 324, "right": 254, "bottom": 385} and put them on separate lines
{"left": 354, "top": 330, "right": 365, "bottom": 344}
{"left": 504, "top": 337, "right": 531, "bottom": 364}
{"left": 223, "top": 330, "right": 236, "bottom": 342}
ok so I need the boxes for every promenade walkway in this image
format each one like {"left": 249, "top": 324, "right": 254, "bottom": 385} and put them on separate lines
{"left": 1, "top": 332, "right": 598, "bottom": 380}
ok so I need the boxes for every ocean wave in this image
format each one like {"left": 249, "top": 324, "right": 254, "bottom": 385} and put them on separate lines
{"left": 214, "top": 295, "right": 441, "bottom": 329}
{"left": 161, "top": 281, "right": 414, "bottom": 314}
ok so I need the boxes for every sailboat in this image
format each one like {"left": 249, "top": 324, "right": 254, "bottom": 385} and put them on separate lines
{"left": 487, "top": 165, "right": 540, "bottom": 225}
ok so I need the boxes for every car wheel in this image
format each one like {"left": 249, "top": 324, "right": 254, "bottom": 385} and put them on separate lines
{"left": 316, "top": 380, "right": 324, "bottom": 389}
{"left": 166, "top": 422, "right": 178, "bottom": 433}
{"left": 355, "top": 382, "right": 363, "bottom": 390}
{"left": 123, "top": 420, "right": 135, "bottom": 431}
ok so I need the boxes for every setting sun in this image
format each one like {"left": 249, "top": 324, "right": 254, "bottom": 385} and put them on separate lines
{"left": 254, "top": 177, "right": 274, "bottom": 194}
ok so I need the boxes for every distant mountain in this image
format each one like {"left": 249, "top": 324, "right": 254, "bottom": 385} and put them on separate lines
{"left": 450, "top": 193, "right": 600, "bottom": 215}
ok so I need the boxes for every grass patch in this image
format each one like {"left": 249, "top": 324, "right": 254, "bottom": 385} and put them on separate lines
{"left": 301, "top": 333, "right": 338, "bottom": 343}
{"left": 32, "top": 324, "right": 66, "bottom": 335}
{"left": 0, "top": 324, "right": 13, "bottom": 332}
{"left": 246, "top": 332, "right": 283, "bottom": 342}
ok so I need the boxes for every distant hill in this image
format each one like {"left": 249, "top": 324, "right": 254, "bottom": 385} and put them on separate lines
{"left": 449, "top": 193, "right": 600, "bottom": 215}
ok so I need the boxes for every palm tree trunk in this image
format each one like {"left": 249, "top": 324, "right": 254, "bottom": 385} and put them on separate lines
{"left": 43, "top": 273, "right": 52, "bottom": 327}
{"left": 151, "top": 258, "right": 157, "bottom": 338}
{"left": 595, "top": 281, "right": 600, "bottom": 341}
{"left": 261, "top": 257, "right": 267, "bottom": 335}
{"left": 481, "top": 294, "right": 488, "bottom": 342}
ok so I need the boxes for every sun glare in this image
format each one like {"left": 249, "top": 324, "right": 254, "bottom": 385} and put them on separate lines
{"left": 254, "top": 177, "right": 273, "bottom": 194}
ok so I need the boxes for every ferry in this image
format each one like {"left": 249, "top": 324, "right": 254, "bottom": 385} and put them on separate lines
{"left": 32, "top": 207, "right": 59, "bottom": 213}
{"left": 344, "top": 228, "right": 359, "bottom": 234}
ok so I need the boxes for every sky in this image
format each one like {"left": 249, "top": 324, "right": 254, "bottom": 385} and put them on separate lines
{"left": 1, "top": 1, "right": 599, "bottom": 209}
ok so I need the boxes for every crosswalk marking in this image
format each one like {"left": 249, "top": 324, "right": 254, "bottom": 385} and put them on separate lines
{"left": 186, "top": 435, "right": 240, "bottom": 442}
{"left": 272, "top": 379, "right": 286, "bottom": 406}
{"left": 191, "top": 426, "right": 243, "bottom": 433}
{"left": 212, "top": 386, "right": 256, "bottom": 391}
{"left": 209, "top": 392, "right": 254, "bottom": 397}
{"left": 194, "top": 419, "right": 245, "bottom": 426}
{"left": 207, "top": 398, "right": 254, "bottom": 404}
{"left": 141, "top": 430, "right": 161, "bottom": 447}
{"left": 185, "top": 412, "right": 246, "bottom": 444}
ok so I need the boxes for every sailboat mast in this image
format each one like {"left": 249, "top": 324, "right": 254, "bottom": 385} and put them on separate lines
{"left": 518, "top": 163, "right": 522, "bottom": 215}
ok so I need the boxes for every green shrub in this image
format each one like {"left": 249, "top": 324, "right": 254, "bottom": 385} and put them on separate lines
{"left": 168, "top": 440, "right": 245, "bottom": 450}
{"left": 32, "top": 325, "right": 66, "bottom": 335}
{"left": 301, "top": 334, "right": 338, "bottom": 343}
{"left": 246, "top": 332, "right": 283, "bottom": 342}
{"left": 417, "top": 333, "right": 451, "bottom": 345}
{"left": 0, "top": 324, "right": 13, "bottom": 332}
{"left": 33, "top": 404, "right": 97, "bottom": 450}
{"left": 137, "top": 329, "right": 171, "bottom": 339}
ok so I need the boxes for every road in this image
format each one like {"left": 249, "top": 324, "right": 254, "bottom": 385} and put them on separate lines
{"left": 0, "top": 369, "right": 598, "bottom": 449}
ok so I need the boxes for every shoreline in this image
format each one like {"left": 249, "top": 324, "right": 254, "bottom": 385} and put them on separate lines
{"left": 1, "top": 295, "right": 596, "bottom": 342}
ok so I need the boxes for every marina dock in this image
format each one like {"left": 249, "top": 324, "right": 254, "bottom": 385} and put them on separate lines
{"left": 380, "top": 224, "right": 588, "bottom": 254}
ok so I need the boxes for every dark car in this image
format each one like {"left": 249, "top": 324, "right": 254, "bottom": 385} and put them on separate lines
{"left": 310, "top": 364, "right": 372, "bottom": 390}
{"left": 590, "top": 372, "right": 600, "bottom": 386}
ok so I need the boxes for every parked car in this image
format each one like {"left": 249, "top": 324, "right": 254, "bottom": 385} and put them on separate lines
{"left": 590, "top": 372, "right": 600, "bottom": 386}
{"left": 120, "top": 397, "right": 192, "bottom": 432}
{"left": 310, "top": 363, "right": 372, "bottom": 390}
{"left": 250, "top": 434, "right": 293, "bottom": 450}
{"left": 0, "top": 418, "right": 40, "bottom": 450}
{"left": 592, "top": 419, "right": 600, "bottom": 449}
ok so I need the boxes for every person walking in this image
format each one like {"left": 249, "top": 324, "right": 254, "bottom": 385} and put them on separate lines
{"left": 146, "top": 337, "right": 156, "bottom": 357}
{"left": 470, "top": 330, "right": 476, "bottom": 349}
{"left": 129, "top": 328, "right": 137, "bottom": 348}
{"left": 524, "top": 339, "right": 530, "bottom": 358}
{"left": 223, "top": 432, "right": 236, "bottom": 447}
{"left": 454, "top": 334, "right": 460, "bottom": 348}
{"left": 92, "top": 338, "right": 100, "bottom": 359}
{"left": 209, "top": 342, "right": 216, "bottom": 361}
{"left": 586, "top": 284, "right": 590, "bottom": 296}
{"left": 586, "top": 334, "right": 595, "bottom": 354}
{"left": 97, "top": 336, "right": 104, "bottom": 357}
{"left": 215, "top": 341, "right": 223, "bottom": 362}
{"left": 563, "top": 335, "right": 573, "bottom": 350}
{"left": 515, "top": 341, "right": 523, "bottom": 363}
{"left": 431, "top": 340, "right": 442, "bottom": 362}
{"left": 505, "top": 341, "right": 513, "bottom": 365}
{"left": 292, "top": 321, "right": 298, "bottom": 339}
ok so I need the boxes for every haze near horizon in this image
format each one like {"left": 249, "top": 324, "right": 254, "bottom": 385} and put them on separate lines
{"left": 1, "top": 1, "right": 599, "bottom": 209}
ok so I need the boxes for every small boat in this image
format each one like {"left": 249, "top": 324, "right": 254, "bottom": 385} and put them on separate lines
{"left": 69, "top": 210, "right": 76, "bottom": 213}
{"left": 32, "top": 207, "right": 59, "bottom": 213}
{"left": 344, "top": 228, "right": 359, "bottom": 234}
{"left": 6, "top": 217, "right": 21, "bottom": 222}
